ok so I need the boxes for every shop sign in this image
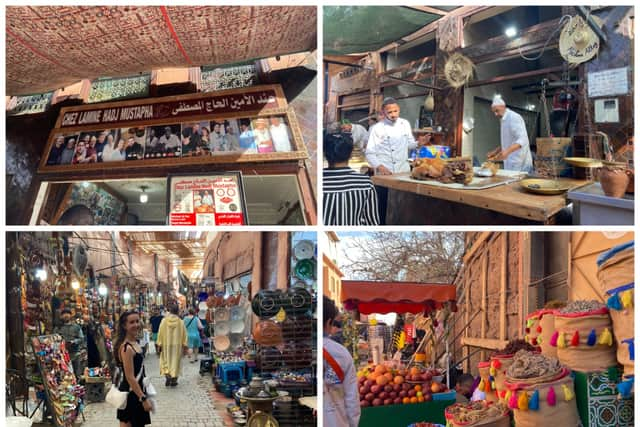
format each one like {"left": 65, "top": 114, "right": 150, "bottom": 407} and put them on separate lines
{"left": 167, "top": 172, "right": 248, "bottom": 226}
{"left": 588, "top": 67, "right": 629, "bottom": 98}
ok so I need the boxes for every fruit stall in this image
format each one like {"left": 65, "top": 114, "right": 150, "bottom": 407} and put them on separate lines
{"left": 341, "top": 280, "right": 457, "bottom": 427}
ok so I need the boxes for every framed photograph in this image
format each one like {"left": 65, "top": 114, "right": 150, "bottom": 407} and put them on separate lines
{"left": 145, "top": 124, "right": 181, "bottom": 159}
{"left": 266, "top": 115, "right": 293, "bottom": 152}
{"left": 180, "top": 121, "right": 211, "bottom": 157}
{"left": 167, "top": 172, "right": 248, "bottom": 226}
{"left": 46, "top": 132, "right": 79, "bottom": 165}
{"left": 251, "top": 117, "right": 275, "bottom": 153}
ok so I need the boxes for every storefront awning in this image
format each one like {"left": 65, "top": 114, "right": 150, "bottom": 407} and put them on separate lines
{"left": 323, "top": 6, "right": 444, "bottom": 55}
{"left": 6, "top": 6, "right": 317, "bottom": 95}
{"left": 341, "top": 280, "right": 457, "bottom": 315}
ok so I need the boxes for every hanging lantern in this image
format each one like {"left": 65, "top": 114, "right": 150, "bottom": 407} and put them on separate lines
{"left": 424, "top": 90, "right": 435, "bottom": 112}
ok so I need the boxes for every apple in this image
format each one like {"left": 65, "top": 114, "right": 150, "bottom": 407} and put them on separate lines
{"left": 371, "top": 385, "right": 381, "bottom": 394}
{"left": 408, "top": 389, "right": 417, "bottom": 398}
{"left": 389, "top": 391, "right": 397, "bottom": 399}
{"left": 392, "top": 384, "right": 401, "bottom": 392}
{"left": 402, "top": 383, "right": 412, "bottom": 391}
{"left": 361, "top": 400, "right": 370, "bottom": 407}
{"left": 383, "top": 398, "right": 393, "bottom": 406}
{"left": 365, "top": 393, "right": 375, "bottom": 402}
{"left": 424, "top": 373, "right": 433, "bottom": 382}
{"left": 394, "top": 397, "right": 403, "bottom": 405}
{"left": 365, "top": 380, "right": 375, "bottom": 388}
{"left": 379, "top": 392, "right": 388, "bottom": 400}
{"left": 372, "top": 398, "right": 382, "bottom": 406}
{"left": 359, "top": 386, "right": 368, "bottom": 395}
{"left": 423, "top": 392, "right": 433, "bottom": 402}
{"left": 399, "top": 390, "right": 407, "bottom": 398}
{"left": 384, "top": 385, "right": 393, "bottom": 393}
{"left": 359, "top": 376, "right": 367, "bottom": 384}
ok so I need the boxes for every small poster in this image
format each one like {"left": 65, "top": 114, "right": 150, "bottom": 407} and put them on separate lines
{"left": 168, "top": 172, "right": 248, "bottom": 226}
{"left": 588, "top": 67, "right": 629, "bottom": 98}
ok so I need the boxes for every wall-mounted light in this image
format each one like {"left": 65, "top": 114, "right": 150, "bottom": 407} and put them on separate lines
{"left": 139, "top": 186, "right": 149, "bottom": 204}
{"left": 527, "top": 104, "right": 536, "bottom": 111}
{"left": 505, "top": 27, "right": 517, "bottom": 38}
{"left": 82, "top": 181, "right": 91, "bottom": 189}
{"left": 98, "top": 283, "right": 108, "bottom": 296}
{"left": 35, "top": 269, "right": 47, "bottom": 281}
{"left": 71, "top": 280, "right": 80, "bottom": 290}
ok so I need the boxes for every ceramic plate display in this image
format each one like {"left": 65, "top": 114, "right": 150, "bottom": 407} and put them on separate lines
{"left": 251, "top": 290, "right": 282, "bottom": 318}
{"left": 293, "top": 240, "right": 314, "bottom": 260}
{"left": 520, "top": 178, "right": 572, "bottom": 195}
{"left": 230, "top": 319, "right": 245, "bottom": 334}
{"left": 284, "top": 287, "right": 312, "bottom": 316}
{"left": 229, "top": 333, "right": 244, "bottom": 349}
{"left": 215, "top": 321, "right": 230, "bottom": 336}
{"left": 215, "top": 307, "right": 230, "bottom": 322}
{"left": 213, "top": 335, "right": 231, "bottom": 352}
{"left": 253, "top": 320, "right": 283, "bottom": 346}
{"left": 230, "top": 305, "right": 246, "bottom": 321}
{"left": 294, "top": 259, "right": 316, "bottom": 280}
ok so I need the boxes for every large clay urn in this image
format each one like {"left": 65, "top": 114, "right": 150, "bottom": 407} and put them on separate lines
{"left": 599, "top": 161, "right": 630, "bottom": 198}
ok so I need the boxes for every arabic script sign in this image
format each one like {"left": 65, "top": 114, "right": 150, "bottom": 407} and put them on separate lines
{"left": 59, "top": 89, "right": 279, "bottom": 128}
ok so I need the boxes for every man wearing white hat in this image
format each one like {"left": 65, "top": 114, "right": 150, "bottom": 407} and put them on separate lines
{"left": 488, "top": 96, "right": 533, "bottom": 173}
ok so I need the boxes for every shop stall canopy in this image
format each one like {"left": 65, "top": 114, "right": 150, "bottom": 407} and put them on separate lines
{"left": 323, "top": 6, "right": 456, "bottom": 55}
{"left": 341, "top": 280, "right": 457, "bottom": 315}
{"left": 6, "top": 6, "right": 317, "bottom": 95}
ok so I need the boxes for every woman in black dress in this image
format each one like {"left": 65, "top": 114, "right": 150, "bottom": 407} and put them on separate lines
{"left": 113, "top": 311, "right": 152, "bottom": 427}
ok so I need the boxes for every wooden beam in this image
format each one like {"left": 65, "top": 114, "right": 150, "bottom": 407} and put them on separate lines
{"left": 276, "top": 232, "right": 290, "bottom": 290}
{"left": 467, "top": 66, "right": 565, "bottom": 88}
{"left": 461, "top": 337, "right": 509, "bottom": 351}
{"left": 463, "top": 232, "right": 491, "bottom": 263}
{"left": 500, "top": 233, "right": 508, "bottom": 341}
{"left": 462, "top": 19, "right": 561, "bottom": 64}
{"left": 404, "top": 6, "right": 448, "bottom": 16}
{"left": 465, "top": 263, "right": 471, "bottom": 372}
{"left": 481, "top": 253, "right": 488, "bottom": 362}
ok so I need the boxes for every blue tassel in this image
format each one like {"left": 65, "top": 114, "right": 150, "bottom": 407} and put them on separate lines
{"left": 607, "top": 293, "right": 622, "bottom": 311}
{"left": 587, "top": 329, "right": 597, "bottom": 347}
{"left": 528, "top": 389, "right": 540, "bottom": 410}
{"left": 622, "top": 339, "right": 634, "bottom": 361}
{"left": 617, "top": 379, "right": 634, "bottom": 398}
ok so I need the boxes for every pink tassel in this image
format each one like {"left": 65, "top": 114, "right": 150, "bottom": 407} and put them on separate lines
{"left": 550, "top": 331, "right": 559, "bottom": 347}
{"left": 547, "top": 386, "right": 557, "bottom": 406}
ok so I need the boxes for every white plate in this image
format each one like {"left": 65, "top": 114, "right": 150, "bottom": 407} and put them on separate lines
{"left": 293, "top": 240, "right": 314, "bottom": 260}
{"left": 230, "top": 319, "right": 245, "bottom": 334}
{"left": 215, "top": 321, "right": 230, "bottom": 336}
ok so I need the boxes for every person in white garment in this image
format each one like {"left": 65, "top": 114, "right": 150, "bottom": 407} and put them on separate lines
{"left": 487, "top": 96, "right": 533, "bottom": 172}
{"left": 365, "top": 97, "right": 419, "bottom": 223}
{"left": 323, "top": 296, "right": 360, "bottom": 427}
{"left": 340, "top": 119, "right": 369, "bottom": 151}
{"left": 269, "top": 117, "right": 292, "bottom": 152}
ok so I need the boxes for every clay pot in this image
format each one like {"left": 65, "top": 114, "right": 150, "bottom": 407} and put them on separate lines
{"left": 599, "top": 162, "right": 630, "bottom": 198}
{"left": 626, "top": 169, "right": 634, "bottom": 194}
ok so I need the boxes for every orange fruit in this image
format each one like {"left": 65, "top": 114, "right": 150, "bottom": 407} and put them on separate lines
{"left": 410, "top": 397, "right": 418, "bottom": 404}
{"left": 394, "top": 376, "right": 404, "bottom": 385}
{"left": 384, "top": 372, "right": 394, "bottom": 382}
{"left": 414, "top": 385, "right": 422, "bottom": 392}
{"left": 409, "top": 367, "right": 420, "bottom": 376}
{"left": 402, "top": 397, "right": 410, "bottom": 404}
{"left": 374, "top": 365, "right": 387, "bottom": 375}
{"left": 417, "top": 396, "right": 425, "bottom": 403}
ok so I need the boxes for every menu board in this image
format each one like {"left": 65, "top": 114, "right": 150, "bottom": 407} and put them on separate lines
{"left": 167, "top": 172, "right": 248, "bottom": 226}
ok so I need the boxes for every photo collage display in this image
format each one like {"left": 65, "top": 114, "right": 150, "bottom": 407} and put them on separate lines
{"left": 45, "top": 115, "right": 294, "bottom": 166}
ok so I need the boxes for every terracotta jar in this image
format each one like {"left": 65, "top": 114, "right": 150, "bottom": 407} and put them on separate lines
{"left": 599, "top": 161, "right": 630, "bottom": 198}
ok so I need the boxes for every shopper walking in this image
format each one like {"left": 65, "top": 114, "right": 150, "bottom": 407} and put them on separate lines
{"left": 156, "top": 304, "right": 188, "bottom": 387}
{"left": 183, "top": 308, "right": 204, "bottom": 363}
{"left": 113, "top": 310, "right": 152, "bottom": 427}
{"left": 323, "top": 296, "right": 360, "bottom": 427}
{"left": 149, "top": 308, "right": 164, "bottom": 354}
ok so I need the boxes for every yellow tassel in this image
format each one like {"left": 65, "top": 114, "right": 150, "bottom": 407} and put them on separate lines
{"left": 562, "top": 384, "right": 574, "bottom": 401}
{"left": 518, "top": 391, "right": 529, "bottom": 410}
{"left": 505, "top": 390, "right": 512, "bottom": 403}
{"left": 598, "top": 328, "right": 613, "bottom": 346}
{"left": 557, "top": 332, "right": 566, "bottom": 348}
{"left": 490, "top": 367, "right": 497, "bottom": 376}
{"left": 479, "top": 379, "right": 485, "bottom": 391}
{"left": 621, "top": 290, "right": 633, "bottom": 309}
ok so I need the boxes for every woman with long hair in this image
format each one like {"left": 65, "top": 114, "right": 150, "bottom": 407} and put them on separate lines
{"left": 113, "top": 311, "right": 152, "bottom": 426}
{"left": 183, "top": 308, "right": 203, "bottom": 363}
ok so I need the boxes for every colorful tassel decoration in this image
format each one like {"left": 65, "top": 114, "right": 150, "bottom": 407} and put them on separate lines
{"left": 491, "top": 380, "right": 496, "bottom": 390}
{"left": 571, "top": 331, "right": 580, "bottom": 347}
{"left": 492, "top": 359, "right": 502, "bottom": 369}
{"left": 500, "top": 390, "right": 507, "bottom": 400}
{"left": 528, "top": 390, "right": 540, "bottom": 410}
{"left": 518, "top": 391, "right": 529, "bottom": 410}
{"left": 508, "top": 391, "right": 518, "bottom": 409}
{"left": 607, "top": 293, "right": 622, "bottom": 311}
{"left": 531, "top": 337, "right": 537, "bottom": 346}
{"left": 536, "top": 325, "right": 542, "bottom": 333}
{"left": 587, "top": 329, "right": 597, "bottom": 346}
{"left": 536, "top": 336, "right": 542, "bottom": 346}
{"left": 524, "top": 334, "right": 529, "bottom": 343}
{"left": 557, "top": 332, "right": 566, "bottom": 348}
{"left": 547, "top": 386, "right": 556, "bottom": 406}
{"left": 598, "top": 328, "right": 613, "bottom": 346}
{"left": 561, "top": 384, "right": 574, "bottom": 401}
{"left": 505, "top": 390, "right": 512, "bottom": 403}
{"left": 490, "top": 366, "right": 497, "bottom": 376}
{"left": 621, "top": 290, "right": 633, "bottom": 309}
{"left": 525, "top": 327, "right": 530, "bottom": 334}
{"left": 550, "top": 331, "right": 559, "bottom": 347}
{"left": 527, "top": 318, "right": 534, "bottom": 328}
{"left": 622, "top": 338, "right": 634, "bottom": 361}
{"left": 479, "top": 379, "right": 485, "bottom": 392}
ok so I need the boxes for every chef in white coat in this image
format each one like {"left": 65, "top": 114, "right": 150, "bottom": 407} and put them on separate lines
{"left": 488, "top": 96, "right": 533, "bottom": 172}
{"left": 365, "top": 97, "right": 419, "bottom": 223}
{"left": 340, "top": 120, "right": 369, "bottom": 151}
